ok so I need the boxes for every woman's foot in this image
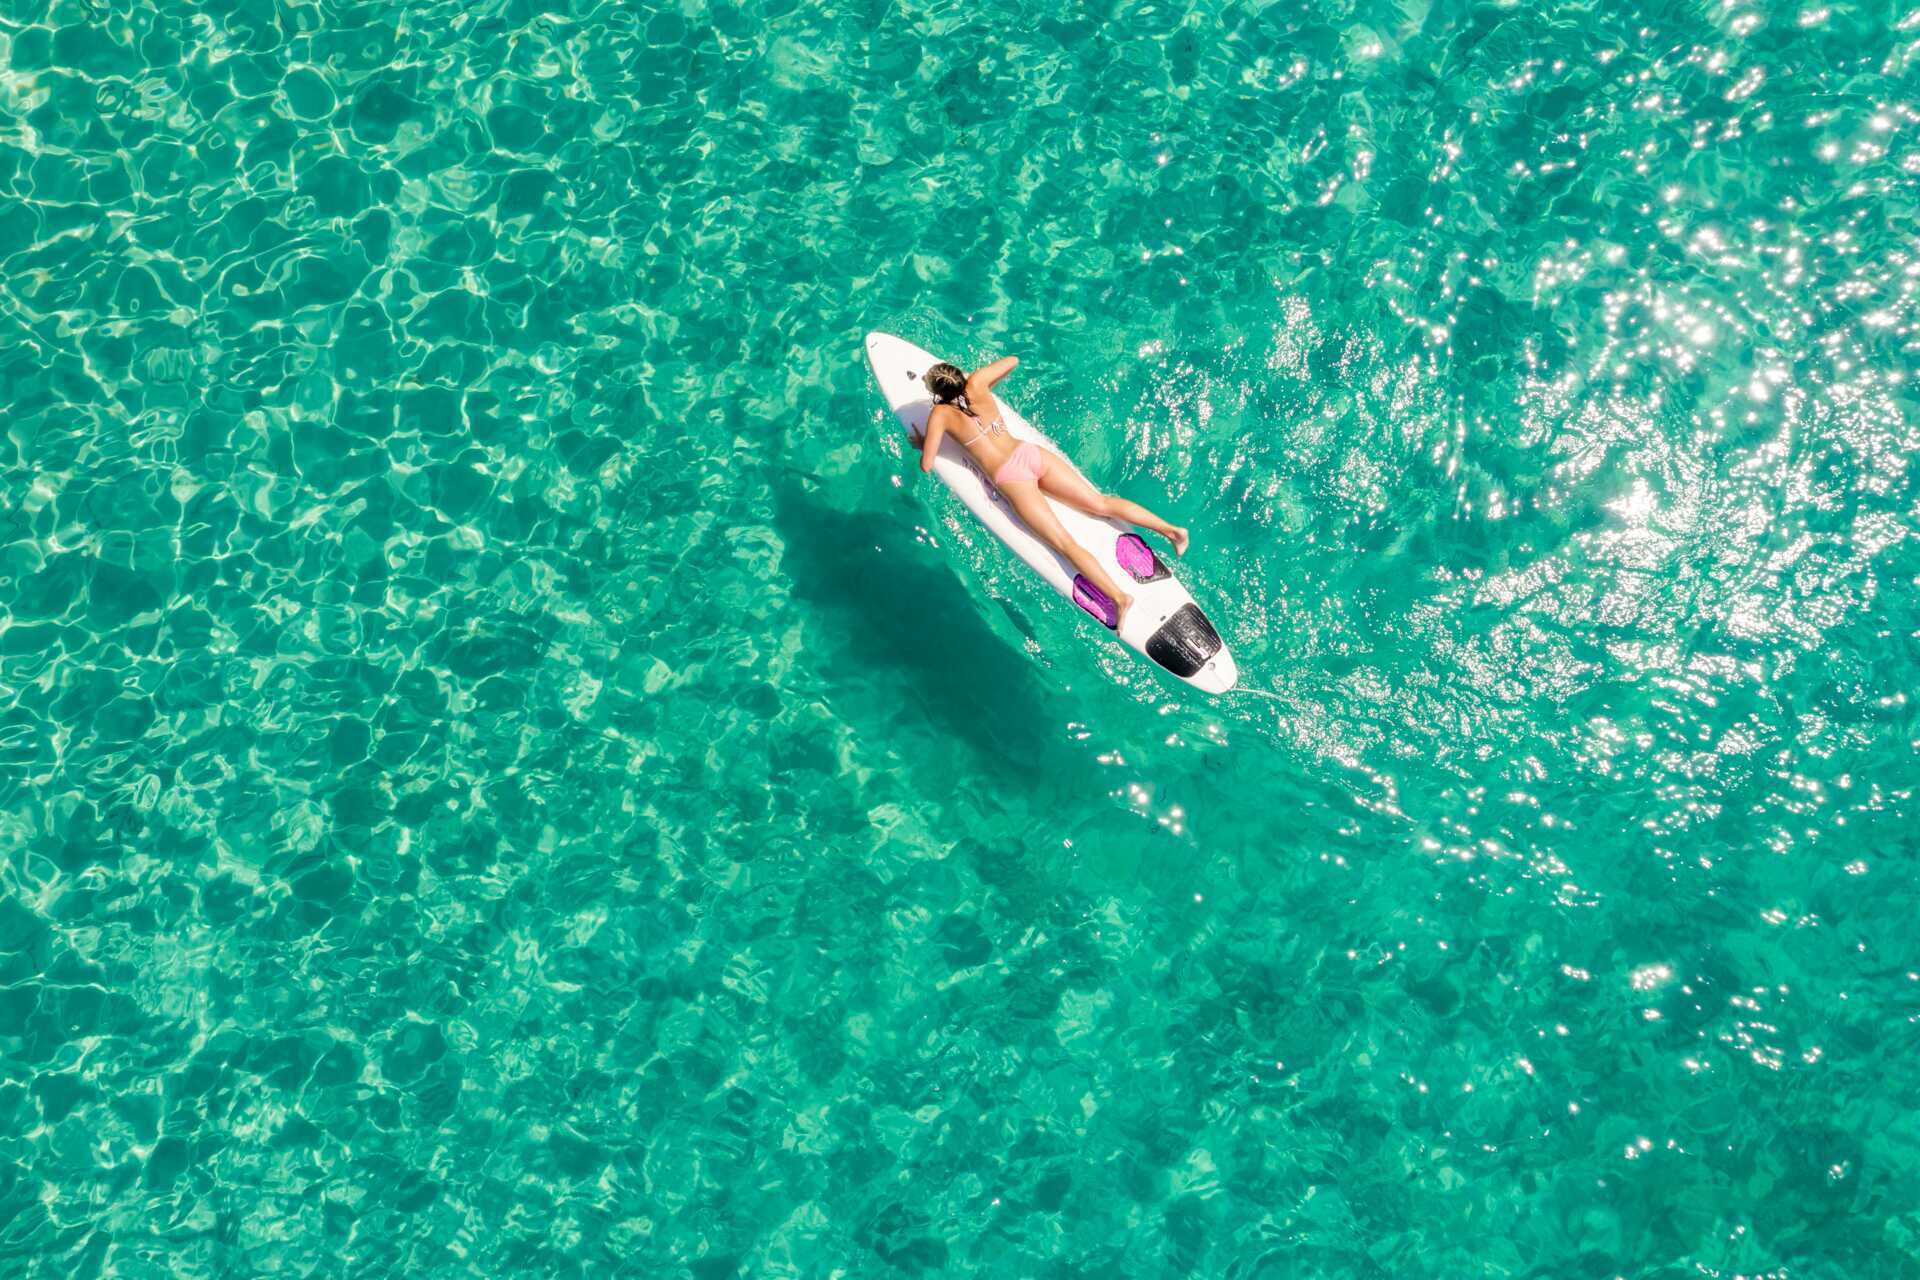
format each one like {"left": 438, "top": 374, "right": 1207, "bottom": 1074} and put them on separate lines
{"left": 1115, "top": 591, "right": 1135, "bottom": 629}
{"left": 1169, "top": 526, "right": 1190, "bottom": 556}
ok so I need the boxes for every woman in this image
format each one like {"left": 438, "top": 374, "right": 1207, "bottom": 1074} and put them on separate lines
{"left": 909, "top": 356, "right": 1188, "bottom": 630}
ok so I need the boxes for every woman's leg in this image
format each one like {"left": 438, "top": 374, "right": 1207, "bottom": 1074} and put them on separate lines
{"left": 998, "top": 481, "right": 1134, "bottom": 627}
{"left": 1036, "top": 450, "right": 1190, "bottom": 554}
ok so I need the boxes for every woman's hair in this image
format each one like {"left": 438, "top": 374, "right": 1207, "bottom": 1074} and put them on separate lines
{"left": 923, "top": 362, "right": 977, "bottom": 418}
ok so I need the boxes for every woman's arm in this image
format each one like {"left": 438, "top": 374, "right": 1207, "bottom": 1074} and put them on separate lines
{"left": 912, "top": 407, "right": 947, "bottom": 473}
{"left": 967, "top": 355, "right": 1019, "bottom": 389}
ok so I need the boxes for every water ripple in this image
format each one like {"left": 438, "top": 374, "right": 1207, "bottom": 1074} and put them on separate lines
{"left": 2, "top": 0, "right": 1917, "bottom": 1275}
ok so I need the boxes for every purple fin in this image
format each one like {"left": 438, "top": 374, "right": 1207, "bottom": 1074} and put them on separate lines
{"left": 1072, "top": 575, "right": 1118, "bottom": 629}
{"left": 1115, "top": 533, "right": 1167, "bottom": 583}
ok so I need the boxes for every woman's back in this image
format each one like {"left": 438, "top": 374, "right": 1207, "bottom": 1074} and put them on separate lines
{"left": 924, "top": 361, "right": 1016, "bottom": 469}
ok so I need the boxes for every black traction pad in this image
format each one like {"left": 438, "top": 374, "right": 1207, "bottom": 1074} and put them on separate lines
{"left": 1146, "top": 603, "right": 1223, "bottom": 677}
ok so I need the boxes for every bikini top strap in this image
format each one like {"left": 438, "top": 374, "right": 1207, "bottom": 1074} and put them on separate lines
{"left": 943, "top": 399, "right": 990, "bottom": 446}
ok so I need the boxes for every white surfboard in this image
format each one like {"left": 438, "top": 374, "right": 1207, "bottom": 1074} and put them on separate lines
{"left": 866, "top": 332, "right": 1238, "bottom": 693}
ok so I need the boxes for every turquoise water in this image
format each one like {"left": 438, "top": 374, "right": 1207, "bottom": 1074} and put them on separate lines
{"left": 4, "top": 0, "right": 1919, "bottom": 1274}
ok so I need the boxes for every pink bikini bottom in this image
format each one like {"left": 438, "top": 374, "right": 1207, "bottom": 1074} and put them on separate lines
{"left": 992, "top": 442, "right": 1049, "bottom": 486}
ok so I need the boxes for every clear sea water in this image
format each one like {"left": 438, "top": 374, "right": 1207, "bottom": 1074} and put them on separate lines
{"left": 3, "top": 0, "right": 1919, "bottom": 1275}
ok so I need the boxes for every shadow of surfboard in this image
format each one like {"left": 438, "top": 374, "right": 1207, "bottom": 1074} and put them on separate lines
{"left": 774, "top": 480, "right": 1095, "bottom": 792}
